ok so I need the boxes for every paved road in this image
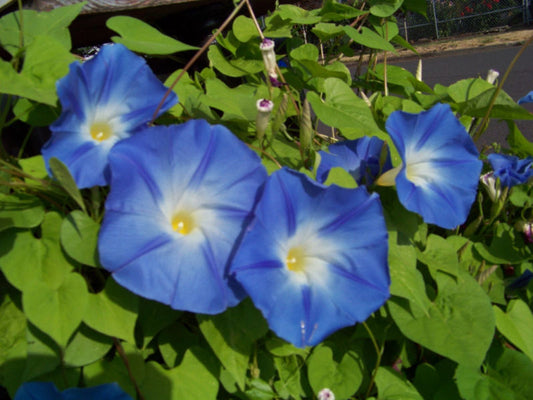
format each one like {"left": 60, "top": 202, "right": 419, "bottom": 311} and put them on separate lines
{"left": 392, "top": 44, "right": 533, "bottom": 148}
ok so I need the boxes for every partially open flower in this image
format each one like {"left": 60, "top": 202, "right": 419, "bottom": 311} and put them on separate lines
{"left": 260, "top": 38, "right": 277, "bottom": 76}
{"left": 487, "top": 153, "right": 533, "bottom": 187}
{"left": 41, "top": 43, "right": 177, "bottom": 189}
{"left": 99, "top": 120, "right": 267, "bottom": 314}
{"left": 231, "top": 168, "right": 389, "bottom": 347}
{"left": 486, "top": 69, "right": 499, "bottom": 84}
{"left": 480, "top": 172, "right": 502, "bottom": 202}
{"left": 318, "top": 388, "right": 335, "bottom": 400}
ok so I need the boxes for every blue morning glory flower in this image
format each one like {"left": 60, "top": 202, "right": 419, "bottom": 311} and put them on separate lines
{"left": 379, "top": 103, "right": 482, "bottom": 229}
{"left": 14, "top": 382, "right": 132, "bottom": 400}
{"left": 230, "top": 168, "right": 390, "bottom": 347}
{"left": 98, "top": 120, "right": 267, "bottom": 314}
{"left": 41, "top": 43, "right": 177, "bottom": 189}
{"left": 487, "top": 153, "right": 533, "bottom": 187}
{"left": 316, "top": 136, "right": 392, "bottom": 186}
{"left": 518, "top": 91, "right": 533, "bottom": 104}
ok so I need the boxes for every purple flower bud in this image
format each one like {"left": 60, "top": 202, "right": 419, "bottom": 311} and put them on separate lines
{"left": 318, "top": 388, "right": 335, "bottom": 400}
{"left": 256, "top": 99, "right": 274, "bottom": 143}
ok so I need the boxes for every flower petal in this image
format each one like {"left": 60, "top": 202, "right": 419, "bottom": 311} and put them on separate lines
{"left": 42, "top": 43, "right": 178, "bottom": 189}
{"left": 317, "top": 136, "right": 392, "bottom": 186}
{"left": 231, "top": 168, "right": 389, "bottom": 347}
{"left": 99, "top": 120, "right": 267, "bottom": 314}
{"left": 386, "top": 103, "right": 482, "bottom": 229}
{"left": 488, "top": 153, "right": 533, "bottom": 187}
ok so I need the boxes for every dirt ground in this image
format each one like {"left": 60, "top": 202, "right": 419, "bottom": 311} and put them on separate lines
{"left": 392, "top": 26, "right": 533, "bottom": 60}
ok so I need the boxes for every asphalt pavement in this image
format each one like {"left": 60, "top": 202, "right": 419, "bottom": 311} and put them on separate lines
{"left": 391, "top": 44, "right": 533, "bottom": 148}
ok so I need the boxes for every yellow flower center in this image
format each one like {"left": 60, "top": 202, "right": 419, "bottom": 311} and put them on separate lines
{"left": 171, "top": 211, "right": 195, "bottom": 235}
{"left": 90, "top": 122, "right": 113, "bottom": 142}
{"left": 286, "top": 247, "right": 306, "bottom": 272}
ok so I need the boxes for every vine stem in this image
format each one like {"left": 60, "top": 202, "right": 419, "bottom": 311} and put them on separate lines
{"left": 362, "top": 321, "right": 384, "bottom": 399}
{"left": 473, "top": 34, "right": 533, "bottom": 141}
{"left": 149, "top": 0, "right": 247, "bottom": 124}
{"left": 114, "top": 338, "right": 146, "bottom": 400}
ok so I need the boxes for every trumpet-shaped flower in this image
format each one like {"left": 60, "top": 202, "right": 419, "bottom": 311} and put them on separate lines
{"left": 382, "top": 103, "right": 482, "bottom": 229}
{"left": 316, "top": 136, "right": 392, "bottom": 186}
{"left": 98, "top": 120, "right": 267, "bottom": 314}
{"left": 14, "top": 382, "right": 132, "bottom": 400}
{"left": 231, "top": 168, "right": 390, "bottom": 347}
{"left": 487, "top": 153, "right": 533, "bottom": 187}
{"left": 42, "top": 43, "right": 177, "bottom": 189}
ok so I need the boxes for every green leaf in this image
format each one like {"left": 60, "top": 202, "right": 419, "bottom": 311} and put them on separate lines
{"left": 60, "top": 210, "right": 100, "bottom": 267}
{"left": 323, "top": 167, "right": 357, "bottom": 188}
{"left": 232, "top": 15, "right": 260, "bottom": 42}
{"left": 23, "top": 272, "right": 88, "bottom": 347}
{"left": 311, "top": 23, "right": 344, "bottom": 41}
{"left": 343, "top": 26, "right": 396, "bottom": 52}
{"left": 158, "top": 321, "right": 202, "bottom": 368}
{"left": 494, "top": 299, "right": 533, "bottom": 361}
{"left": 417, "top": 234, "right": 460, "bottom": 278}
{"left": 389, "top": 268, "right": 495, "bottom": 367}
{"left": 265, "top": 337, "right": 309, "bottom": 358}
{"left": 402, "top": 0, "right": 427, "bottom": 17}
{"left": 0, "top": 3, "right": 84, "bottom": 55}
{"left": 63, "top": 324, "right": 113, "bottom": 368}
{"left": 369, "top": 0, "right": 404, "bottom": 17}
{"left": 23, "top": 323, "right": 61, "bottom": 381}
{"left": 83, "top": 278, "right": 139, "bottom": 344}
{"left": 319, "top": 0, "right": 366, "bottom": 21}
{"left": 198, "top": 299, "right": 268, "bottom": 390}
{"left": 307, "top": 343, "right": 363, "bottom": 398}
{"left": 448, "top": 78, "right": 494, "bottom": 103}
{"left": 0, "top": 293, "right": 26, "bottom": 366}
{"left": 18, "top": 155, "right": 48, "bottom": 185}
{"left": 137, "top": 297, "right": 182, "bottom": 348}
{"left": 13, "top": 98, "right": 59, "bottom": 127}
{"left": 276, "top": 4, "right": 321, "bottom": 24}
{"left": 459, "top": 88, "right": 533, "bottom": 121}
{"left": 474, "top": 223, "right": 532, "bottom": 265}
{"left": 0, "top": 192, "right": 44, "bottom": 232}
{"left": 0, "top": 212, "right": 75, "bottom": 292}
{"left": 142, "top": 348, "right": 219, "bottom": 400}
{"left": 263, "top": 14, "right": 293, "bottom": 38}
{"left": 106, "top": 16, "right": 198, "bottom": 55}
{"left": 274, "top": 355, "right": 306, "bottom": 399}
{"left": 49, "top": 157, "right": 86, "bottom": 212}
{"left": 456, "top": 345, "right": 533, "bottom": 400}
{"left": 207, "top": 45, "right": 263, "bottom": 77}
{"left": 306, "top": 78, "right": 384, "bottom": 139}
{"left": 507, "top": 121, "right": 533, "bottom": 157}
{"left": 375, "top": 367, "right": 424, "bottom": 399}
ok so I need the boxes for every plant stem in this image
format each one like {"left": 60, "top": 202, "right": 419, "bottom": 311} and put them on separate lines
{"left": 473, "top": 34, "right": 533, "bottom": 141}
{"left": 363, "top": 321, "right": 383, "bottom": 399}
{"left": 114, "top": 338, "right": 145, "bottom": 400}
{"left": 149, "top": 0, "right": 247, "bottom": 124}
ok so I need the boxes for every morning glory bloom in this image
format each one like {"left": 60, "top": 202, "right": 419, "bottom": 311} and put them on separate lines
{"left": 316, "top": 136, "right": 392, "bottom": 186}
{"left": 231, "top": 168, "right": 390, "bottom": 347}
{"left": 379, "top": 103, "right": 482, "bottom": 229}
{"left": 42, "top": 43, "right": 177, "bottom": 189}
{"left": 14, "top": 382, "right": 132, "bottom": 400}
{"left": 487, "top": 153, "right": 533, "bottom": 187}
{"left": 518, "top": 91, "right": 533, "bottom": 104}
{"left": 99, "top": 120, "right": 267, "bottom": 314}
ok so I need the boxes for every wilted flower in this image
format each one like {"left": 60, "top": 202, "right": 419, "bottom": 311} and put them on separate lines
{"left": 317, "top": 136, "right": 392, "bottom": 186}
{"left": 14, "top": 382, "right": 131, "bottom": 400}
{"left": 487, "top": 153, "right": 533, "bottom": 187}
{"left": 260, "top": 38, "right": 277, "bottom": 77}
{"left": 231, "top": 168, "right": 390, "bottom": 347}
{"left": 41, "top": 43, "right": 177, "bottom": 189}
{"left": 99, "top": 120, "right": 267, "bottom": 314}
{"left": 378, "top": 103, "right": 482, "bottom": 229}
{"left": 318, "top": 388, "right": 335, "bottom": 400}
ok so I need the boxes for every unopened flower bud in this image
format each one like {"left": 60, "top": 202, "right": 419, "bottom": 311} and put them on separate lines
{"left": 416, "top": 58, "right": 423, "bottom": 82}
{"left": 256, "top": 98, "right": 274, "bottom": 145}
{"left": 300, "top": 99, "right": 313, "bottom": 153}
{"left": 269, "top": 73, "right": 282, "bottom": 88}
{"left": 480, "top": 172, "right": 501, "bottom": 202}
{"left": 515, "top": 220, "right": 533, "bottom": 243}
{"left": 260, "top": 38, "right": 277, "bottom": 76}
{"left": 486, "top": 69, "right": 499, "bottom": 85}
{"left": 318, "top": 388, "right": 335, "bottom": 400}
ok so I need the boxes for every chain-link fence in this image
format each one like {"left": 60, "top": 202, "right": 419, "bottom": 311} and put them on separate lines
{"left": 398, "top": 0, "right": 527, "bottom": 41}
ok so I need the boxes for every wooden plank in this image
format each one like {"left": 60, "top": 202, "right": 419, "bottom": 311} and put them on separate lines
{"left": 30, "top": 0, "right": 203, "bottom": 14}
